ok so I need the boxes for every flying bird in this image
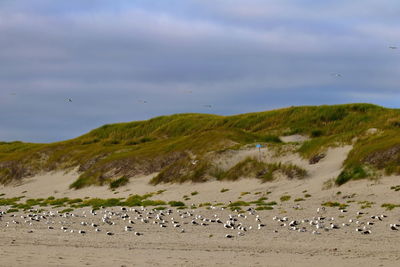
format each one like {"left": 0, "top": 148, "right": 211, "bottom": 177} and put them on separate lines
{"left": 66, "top": 98, "right": 72, "bottom": 102}
{"left": 389, "top": 46, "right": 398, "bottom": 49}
{"left": 203, "top": 104, "right": 212, "bottom": 108}
{"left": 331, "top": 73, "right": 342, "bottom": 77}
{"left": 138, "top": 100, "right": 148, "bottom": 104}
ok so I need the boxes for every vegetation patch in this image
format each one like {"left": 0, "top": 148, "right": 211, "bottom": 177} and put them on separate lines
{"left": 219, "top": 157, "right": 307, "bottom": 182}
{"left": 109, "top": 176, "right": 129, "bottom": 189}
{"left": 381, "top": 203, "right": 400, "bottom": 210}
{"left": 335, "top": 165, "right": 368, "bottom": 185}
{"left": 322, "top": 201, "right": 348, "bottom": 209}
{"left": 255, "top": 206, "right": 274, "bottom": 210}
{"left": 358, "top": 200, "right": 374, "bottom": 209}
{"left": 227, "top": 199, "right": 277, "bottom": 208}
{"left": 168, "top": 201, "right": 185, "bottom": 207}
{"left": 390, "top": 185, "right": 400, "bottom": 192}
{"left": 280, "top": 195, "right": 291, "bottom": 202}
{"left": 7, "top": 208, "right": 19, "bottom": 213}
{"left": 198, "top": 202, "right": 212, "bottom": 207}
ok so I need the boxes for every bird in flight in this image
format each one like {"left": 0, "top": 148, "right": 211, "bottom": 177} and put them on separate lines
{"left": 66, "top": 98, "right": 72, "bottom": 102}
{"left": 331, "top": 73, "right": 342, "bottom": 77}
{"left": 138, "top": 100, "right": 148, "bottom": 104}
{"left": 203, "top": 104, "right": 212, "bottom": 108}
{"left": 389, "top": 46, "right": 398, "bottom": 49}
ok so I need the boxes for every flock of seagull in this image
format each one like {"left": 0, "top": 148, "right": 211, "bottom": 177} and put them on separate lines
{"left": 1, "top": 204, "right": 400, "bottom": 239}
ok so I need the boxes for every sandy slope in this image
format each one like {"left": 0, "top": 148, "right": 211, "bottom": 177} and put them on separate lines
{"left": 1, "top": 144, "right": 400, "bottom": 266}
{"left": 0, "top": 145, "right": 352, "bottom": 201}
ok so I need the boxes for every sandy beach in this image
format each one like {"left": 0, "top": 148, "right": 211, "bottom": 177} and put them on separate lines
{"left": 1, "top": 145, "right": 400, "bottom": 266}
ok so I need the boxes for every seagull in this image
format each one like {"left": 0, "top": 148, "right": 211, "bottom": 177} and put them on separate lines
{"left": 389, "top": 46, "right": 398, "bottom": 49}
{"left": 66, "top": 98, "right": 72, "bottom": 103}
{"left": 203, "top": 104, "right": 212, "bottom": 108}
{"left": 331, "top": 73, "right": 342, "bottom": 77}
{"left": 138, "top": 100, "right": 148, "bottom": 104}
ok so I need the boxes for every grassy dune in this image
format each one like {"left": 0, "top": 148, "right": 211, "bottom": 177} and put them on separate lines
{"left": 1, "top": 103, "right": 399, "bottom": 187}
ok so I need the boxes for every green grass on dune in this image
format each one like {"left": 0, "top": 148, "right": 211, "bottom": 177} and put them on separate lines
{"left": 218, "top": 157, "right": 307, "bottom": 182}
{"left": 1, "top": 103, "right": 400, "bottom": 187}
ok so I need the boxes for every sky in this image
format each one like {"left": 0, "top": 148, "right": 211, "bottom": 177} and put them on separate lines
{"left": 0, "top": 0, "right": 399, "bottom": 143}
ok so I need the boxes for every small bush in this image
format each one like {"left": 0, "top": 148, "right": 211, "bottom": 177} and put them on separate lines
{"left": 255, "top": 206, "right": 273, "bottom": 211}
{"left": 220, "top": 188, "right": 229, "bottom": 193}
{"left": 191, "top": 191, "right": 199, "bottom": 196}
{"left": 280, "top": 195, "right": 291, "bottom": 202}
{"left": 109, "top": 176, "right": 129, "bottom": 189}
{"left": 336, "top": 165, "right": 368, "bottom": 185}
{"left": 381, "top": 203, "right": 400, "bottom": 210}
{"left": 7, "top": 208, "right": 19, "bottom": 213}
{"left": 390, "top": 185, "right": 400, "bottom": 192}
{"left": 229, "top": 201, "right": 250, "bottom": 207}
{"left": 68, "top": 198, "right": 83, "bottom": 204}
{"left": 311, "top": 129, "right": 323, "bottom": 137}
{"left": 156, "top": 190, "right": 166, "bottom": 195}
{"left": 168, "top": 201, "right": 185, "bottom": 207}
{"left": 322, "top": 201, "right": 348, "bottom": 209}
{"left": 358, "top": 201, "right": 374, "bottom": 209}
{"left": 198, "top": 202, "right": 212, "bottom": 207}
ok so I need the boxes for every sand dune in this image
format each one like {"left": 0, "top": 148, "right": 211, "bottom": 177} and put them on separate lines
{"left": 1, "top": 145, "right": 400, "bottom": 266}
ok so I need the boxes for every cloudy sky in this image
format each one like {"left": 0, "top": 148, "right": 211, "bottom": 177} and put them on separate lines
{"left": 0, "top": 0, "right": 399, "bottom": 142}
